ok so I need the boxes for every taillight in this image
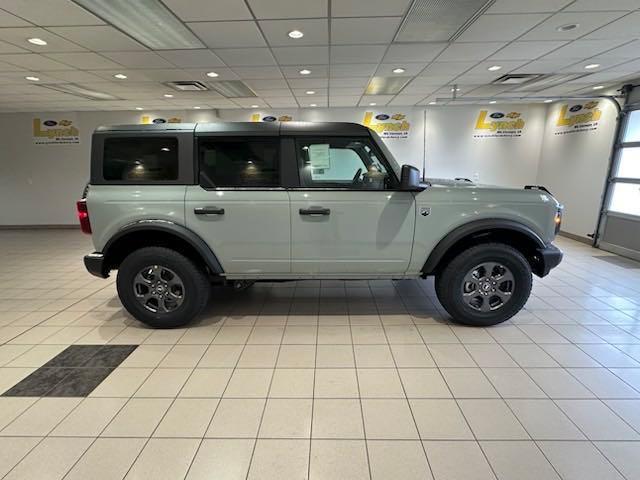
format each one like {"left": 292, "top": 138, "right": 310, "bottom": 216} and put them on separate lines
{"left": 554, "top": 208, "right": 563, "bottom": 235}
{"left": 76, "top": 199, "right": 92, "bottom": 234}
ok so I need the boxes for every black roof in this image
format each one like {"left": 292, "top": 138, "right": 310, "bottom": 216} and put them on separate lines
{"left": 95, "top": 121, "right": 372, "bottom": 136}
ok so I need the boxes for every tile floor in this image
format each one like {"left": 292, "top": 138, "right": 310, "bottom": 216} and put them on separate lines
{"left": 0, "top": 230, "right": 640, "bottom": 479}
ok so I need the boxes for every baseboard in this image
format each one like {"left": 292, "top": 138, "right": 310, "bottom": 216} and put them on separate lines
{"left": 559, "top": 230, "right": 592, "bottom": 245}
{"left": 0, "top": 224, "right": 79, "bottom": 230}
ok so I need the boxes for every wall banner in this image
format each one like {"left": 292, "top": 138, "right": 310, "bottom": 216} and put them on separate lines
{"left": 140, "top": 115, "right": 182, "bottom": 124}
{"left": 473, "top": 109, "right": 526, "bottom": 138}
{"left": 32, "top": 114, "right": 80, "bottom": 145}
{"left": 553, "top": 101, "right": 602, "bottom": 135}
{"left": 250, "top": 113, "right": 294, "bottom": 122}
{"left": 362, "top": 111, "right": 411, "bottom": 139}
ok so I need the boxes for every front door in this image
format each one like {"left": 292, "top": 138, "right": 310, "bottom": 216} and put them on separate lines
{"left": 289, "top": 136, "right": 416, "bottom": 274}
{"left": 185, "top": 137, "right": 290, "bottom": 274}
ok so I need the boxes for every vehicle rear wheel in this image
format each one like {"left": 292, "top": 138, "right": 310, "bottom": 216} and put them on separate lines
{"left": 435, "top": 243, "right": 532, "bottom": 326}
{"left": 116, "top": 247, "right": 210, "bottom": 328}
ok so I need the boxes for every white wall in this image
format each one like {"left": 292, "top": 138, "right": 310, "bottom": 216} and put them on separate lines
{"left": 536, "top": 99, "right": 618, "bottom": 239}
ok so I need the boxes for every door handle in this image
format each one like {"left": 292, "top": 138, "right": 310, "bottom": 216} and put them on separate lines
{"left": 299, "top": 207, "right": 330, "bottom": 216}
{"left": 194, "top": 207, "right": 225, "bottom": 215}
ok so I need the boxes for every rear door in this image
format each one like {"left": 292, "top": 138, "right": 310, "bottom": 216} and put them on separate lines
{"left": 185, "top": 135, "right": 290, "bottom": 274}
{"left": 288, "top": 135, "right": 416, "bottom": 274}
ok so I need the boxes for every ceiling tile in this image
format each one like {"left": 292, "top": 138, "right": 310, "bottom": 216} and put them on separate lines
{"left": 281, "top": 65, "right": 329, "bottom": 78}
{"left": 214, "top": 48, "right": 276, "bottom": 66}
{"left": 329, "top": 77, "right": 368, "bottom": 87}
{"left": 331, "top": 45, "right": 386, "bottom": 64}
{"left": 47, "top": 70, "right": 106, "bottom": 82}
{"left": 543, "top": 39, "right": 629, "bottom": 59}
{"left": 329, "top": 96, "right": 360, "bottom": 106}
{"left": 489, "top": 41, "right": 568, "bottom": 60}
{"left": 101, "top": 51, "right": 174, "bottom": 68}
{"left": 374, "top": 63, "right": 426, "bottom": 76}
{"left": 161, "top": 0, "right": 252, "bottom": 20}
{"left": 457, "top": 14, "right": 549, "bottom": 42}
{"left": 330, "top": 63, "right": 378, "bottom": 77}
{"left": 157, "top": 50, "right": 225, "bottom": 68}
{"left": 232, "top": 66, "right": 284, "bottom": 79}
{"left": 271, "top": 46, "right": 329, "bottom": 65}
{"left": 49, "top": 26, "right": 147, "bottom": 52}
{"left": 359, "top": 95, "right": 394, "bottom": 106}
{"left": 464, "top": 60, "right": 528, "bottom": 76}
{"left": 293, "top": 88, "right": 328, "bottom": 96}
{"left": 328, "top": 87, "right": 363, "bottom": 96}
{"left": 44, "top": 52, "right": 123, "bottom": 69}
{"left": 331, "top": 0, "right": 412, "bottom": 18}
{"left": 331, "top": 17, "right": 402, "bottom": 44}
{"left": 288, "top": 77, "right": 328, "bottom": 88}
{"left": 0, "top": 59, "right": 25, "bottom": 71}
{"left": 265, "top": 98, "right": 299, "bottom": 107}
{"left": 487, "top": 0, "right": 572, "bottom": 13}
{"left": 0, "top": 53, "right": 74, "bottom": 70}
{"left": 436, "top": 43, "right": 506, "bottom": 62}
{"left": 259, "top": 19, "right": 328, "bottom": 47}
{"left": 0, "top": 40, "right": 28, "bottom": 54}
{"left": 388, "top": 94, "right": 426, "bottom": 105}
{"left": 583, "top": 12, "right": 640, "bottom": 40}
{"left": 251, "top": 88, "right": 292, "bottom": 96}
{"left": 600, "top": 40, "right": 640, "bottom": 59}
{"left": 0, "top": 10, "right": 32, "bottom": 26}
{"left": 519, "top": 11, "right": 628, "bottom": 41}
{"left": 383, "top": 43, "right": 448, "bottom": 63}
{"left": 0, "top": 27, "right": 87, "bottom": 53}
{"left": 565, "top": 0, "right": 640, "bottom": 10}
{"left": 517, "top": 58, "right": 584, "bottom": 73}
{"left": 420, "top": 62, "right": 475, "bottom": 76}
{"left": 246, "top": 0, "right": 328, "bottom": 19}
{"left": 188, "top": 21, "right": 266, "bottom": 48}
{"left": 0, "top": 0, "right": 104, "bottom": 26}
{"left": 245, "top": 78, "right": 289, "bottom": 89}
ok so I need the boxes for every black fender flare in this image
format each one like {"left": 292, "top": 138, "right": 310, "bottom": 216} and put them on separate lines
{"left": 102, "top": 219, "right": 224, "bottom": 274}
{"left": 421, "top": 219, "right": 546, "bottom": 275}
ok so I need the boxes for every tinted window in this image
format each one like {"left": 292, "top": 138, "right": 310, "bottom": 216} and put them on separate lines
{"left": 199, "top": 139, "right": 279, "bottom": 187}
{"left": 296, "top": 137, "right": 394, "bottom": 190}
{"left": 103, "top": 137, "right": 178, "bottom": 181}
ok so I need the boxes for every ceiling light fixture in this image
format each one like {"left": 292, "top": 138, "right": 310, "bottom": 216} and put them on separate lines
{"left": 193, "top": 106, "right": 201, "bottom": 109}
{"left": 288, "top": 29, "right": 304, "bottom": 39}
{"left": 489, "top": 100, "right": 497, "bottom": 104}
{"left": 25, "top": 76, "right": 40, "bottom": 81}
{"left": 72, "top": 0, "right": 203, "bottom": 49}
{"left": 557, "top": 23, "right": 579, "bottom": 32}
{"left": 392, "top": 67, "right": 405, "bottom": 74}
{"left": 299, "top": 69, "right": 311, "bottom": 75}
{"left": 206, "top": 71, "right": 219, "bottom": 78}
{"left": 135, "top": 107, "right": 143, "bottom": 110}
{"left": 451, "top": 87, "right": 460, "bottom": 92}
{"left": 27, "top": 37, "right": 47, "bottom": 46}
{"left": 369, "top": 102, "right": 377, "bottom": 106}
{"left": 428, "top": 101, "right": 437, "bottom": 105}
{"left": 250, "top": 104, "right": 259, "bottom": 108}
{"left": 114, "top": 73, "right": 127, "bottom": 79}
{"left": 163, "top": 93, "right": 174, "bottom": 97}
{"left": 310, "top": 103, "right": 317, "bottom": 107}
{"left": 306, "top": 90, "right": 315, "bottom": 95}
{"left": 544, "top": 99, "right": 553, "bottom": 103}
{"left": 592, "top": 85, "right": 604, "bottom": 90}
{"left": 488, "top": 65, "right": 502, "bottom": 72}
{"left": 584, "top": 63, "right": 600, "bottom": 70}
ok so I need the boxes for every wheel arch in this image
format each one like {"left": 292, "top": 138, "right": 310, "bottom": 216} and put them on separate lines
{"left": 102, "top": 220, "right": 224, "bottom": 276}
{"left": 422, "top": 219, "right": 547, "bottom": 277}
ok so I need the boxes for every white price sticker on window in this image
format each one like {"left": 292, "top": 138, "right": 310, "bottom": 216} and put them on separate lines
{"left": 308, "top": 144, "right": 331, "bottom": 169}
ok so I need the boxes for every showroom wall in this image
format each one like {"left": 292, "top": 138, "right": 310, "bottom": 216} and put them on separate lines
{"left": 0, "top": 100, "right": 619, "bottom": 238}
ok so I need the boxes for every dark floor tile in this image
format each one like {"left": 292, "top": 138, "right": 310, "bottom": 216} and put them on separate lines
{"left": 2, "top": 368, "right": 71, "bottom": 397}
{"left": 82, "top": 345, "right": 138, "bottom": 367}
{"left": 45, "top": 367, "right": 114, "bottom": 397}
{"left": 43, "top": 345, "right": 104, "bottom": 368}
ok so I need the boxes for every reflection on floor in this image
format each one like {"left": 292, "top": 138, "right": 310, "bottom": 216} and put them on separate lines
{"left": 0, "top": 230, "right": 639, "bottom": 480}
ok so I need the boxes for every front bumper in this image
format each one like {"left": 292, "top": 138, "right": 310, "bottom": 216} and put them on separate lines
{"left": 84, "top": 252, "right": 109, "bottom": 278}
{"left": 534, "top": 244, "right": 563, "bottom": 277}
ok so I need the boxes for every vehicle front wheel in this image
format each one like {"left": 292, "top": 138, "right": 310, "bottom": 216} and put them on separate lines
{"left": 435, "top": 243, "right": 532, "bottom": 326}
{"left": 116, "top": 247, "right": 210, "bottom": 328}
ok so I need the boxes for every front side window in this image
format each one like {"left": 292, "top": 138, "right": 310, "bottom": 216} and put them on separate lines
{"left": 296, "top": 137, "right": 395, "bottom": 189}
{"left": 103, "top": 137, "right": 178, "bottom": 181}
{"left": 199, "top": 138, "right": 279, "bottom": 188}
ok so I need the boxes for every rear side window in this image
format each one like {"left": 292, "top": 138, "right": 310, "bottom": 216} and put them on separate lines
{"left": 103, "top": 137, "right": 179, "bottom": 181}
{"left": 198, "top": 138, "right": 279, "bottom": 188}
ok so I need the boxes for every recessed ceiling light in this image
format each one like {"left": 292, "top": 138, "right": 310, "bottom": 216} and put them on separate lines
{"left": 584, "top": 63, "right": 600, "bottom": 70}
{"left": 27, "top": 37, "right": 47, "bottom": 46}
{"left": 429, "top": 101, "right": 437, "bottom": 105}
{"left": 193, "top": 106, "right": 201, "bottom": 109}
{"left": 306, "top": 90, "right": 315, "bottom": 95}
{"left": 299, "top": 69, "right": 311, "bottom": 75}
{"left": 592, "top": 85, "right": 604, "bottom": 90}
{"left": 310, "top": 103, "right": 317, "bottom": 107}
{"left": 114, "top": 73, "right": 127, "bottom": 79}
{"left": 250, "top": 104, "right": 259, "bottom": 108}
{"left": 135, "top": 107, "right": 144, "bottom": 110}
{"left": 392, "top": 67, "right": 405, "bottom": 74}
{"left": 450, "top": 87, "right": 460, "bottom": 92}
{"left": 206, "top": 71, "right": 219, "bottom": 78}
{"left": 288, "top": 30, "right": 304, "bottom": 39}
{"left": 557, "top": 23, "right": 579, "bottom": 32}
{"left": 488, "top": 65, "right": 502, "bottom": 72}
{"left": 369, "top": 102, "right": 377, "bottom": 106}
{"left": 544, "top": 99, "right": 553, "bottom": 103}
{"left": 25, "top": 76, "right": 39, "bottom": 81}
{"left": 163, "top": 93, "right": 174, "bottom": 97}
{"left": 489, "top": 100, "right": 497, "bottom": 104}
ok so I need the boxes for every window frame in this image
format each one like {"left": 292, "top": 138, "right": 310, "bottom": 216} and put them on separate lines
{"left": 196, "top": 136, "right": 285, "bottom": 190}
{"left": 290, "top": 135, "right": 400, "bottom": 190}
{"left": 91, "top": 132, "right": 195, "bottom": 185}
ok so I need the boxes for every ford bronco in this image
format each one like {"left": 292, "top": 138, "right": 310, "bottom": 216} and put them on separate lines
{"left": 78, "top": 121, "right": 563, "bottom": 328}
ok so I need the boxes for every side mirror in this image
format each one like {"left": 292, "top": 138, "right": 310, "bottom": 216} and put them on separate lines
{"left": 400, "top": 164, "right": 421, "bottom": 191}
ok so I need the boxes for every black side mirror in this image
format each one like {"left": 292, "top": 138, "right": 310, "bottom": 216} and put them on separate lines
{"left": 400, "top": 164, "right": 421, "bottom": 191}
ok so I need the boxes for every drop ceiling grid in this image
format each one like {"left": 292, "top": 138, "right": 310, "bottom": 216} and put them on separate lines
{"left": 0, "top": 0, "right": 636, "bottom": 111}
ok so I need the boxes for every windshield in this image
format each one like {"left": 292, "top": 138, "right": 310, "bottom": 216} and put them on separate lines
{"left": 368, "top": 129, "right": 402, "bottom": 179}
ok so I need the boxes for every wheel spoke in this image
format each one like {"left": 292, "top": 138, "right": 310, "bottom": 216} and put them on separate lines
{"left": 460, "top": 261, "right": 516, "bottom": 312}
{"left": 132, "top": 265, "right": 185, "bottom": 314}
{"left": 478, "top": 298, "right": 492, "bottom": 312}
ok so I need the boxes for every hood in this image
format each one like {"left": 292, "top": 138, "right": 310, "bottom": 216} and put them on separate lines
{"left": 424, "top": 177, "right": 525, "bottom": 191}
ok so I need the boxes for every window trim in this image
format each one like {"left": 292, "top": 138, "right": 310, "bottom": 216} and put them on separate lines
{"left": 196, "top": 136, "right": 283, "bottom": 190}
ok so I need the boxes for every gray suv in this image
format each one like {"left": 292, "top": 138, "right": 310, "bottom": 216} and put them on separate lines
{"left": 79, "top": 121, "right": 563, "bottom": 328}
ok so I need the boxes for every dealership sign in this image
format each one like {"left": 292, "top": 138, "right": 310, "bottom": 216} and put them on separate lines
{"left": 473, "top": 110, "right": 525, "bottom": 138}
{"left": 250, "top": 113, "right": 294, "bottom": 122}
{"left": 554, "top": 101, "right": 602, "bottom": 135}
{"left": 32, "top": 116, "right": 80, "bottom": 145}
{"left": 362, "top": 111, "right": 411, "bottom": 139}
{"left": 140, "top": 115, "right": 182, "bottom": 124}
